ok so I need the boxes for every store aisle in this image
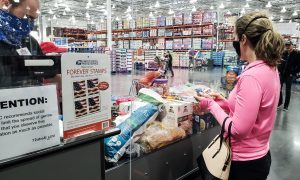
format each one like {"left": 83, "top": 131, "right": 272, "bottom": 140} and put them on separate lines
{"left": 111, "top": 68, "right": 300, "bottom": 180}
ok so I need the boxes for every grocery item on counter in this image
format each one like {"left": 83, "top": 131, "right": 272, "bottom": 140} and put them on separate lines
{"left": 193, "top": 113, "right": 217, "bottom": 133}
{"left": 138, "top": 122, "right": 186, "bottom": 151}
{"left": 138, "top": 88, "right": 166, "bottom": 106}
{"left": 104, "top": 104, "right": 159, "bottom": 163}
{"left": 151, "top": 79, "right": 169, "bottom": 97}
{"left": 161, "top": 100, "right": 193, "bottom": 135}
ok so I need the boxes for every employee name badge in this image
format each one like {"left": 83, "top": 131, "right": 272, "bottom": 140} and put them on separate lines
{"left": 17, "top": 47, "right": 32, "bottom": 56}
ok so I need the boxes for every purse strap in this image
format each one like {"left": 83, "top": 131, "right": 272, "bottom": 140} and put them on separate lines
{"left": 212, "top": 117, "right": 229, "bottom": 158}
{"left": 222, "top": 121, "right": 233, "bottom": 171}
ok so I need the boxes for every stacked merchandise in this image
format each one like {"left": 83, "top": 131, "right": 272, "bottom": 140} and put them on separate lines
{"left": 184, "top": 13, "right": 192, "bottom": 24}
{"left": 143, "top": 17, "right": 150, "bottom": 27}
{"left": 202, "top": 12, "right": 217, "bottom": 24}
{"left": 112, "top": 20, "right": 118, "bottom": 30}
{"left": 201, "top": 39, "right": 213, "bottom": 50}
{"left": 172, "top": 52, "right": 181, "bottom": 67}
{"left": 118, "top": 21, "right": 123, "bottom": 30}
{"left": 193, "top": 27, "right": 202, "bottom": 35}
{"left": 111, "top": 49, "right": 117, "bottom": 73}
{"left": 158, "top": 29, "right": 166, "bottom": 37}
{"left": 157, "top": 39, "right": 165, "bottom": 49}
{"left": 192, "top": 11, "right": 203, "bottom": 24}
{"left": 182, "top": 38, "right": 192, "bottom": 49}
{"left": 179, "top": 53, "right": 189, "bottom": 68}
{"left": 144, "top": 50, "right": 157, "bottom": 70}
{"left": 182, "top": 28, "right": 192, "bottom": 36}
{"left": 123, "top": 19, "right": 130, "bottom": 29}
{"left": 142, "top": 31, "right": 150, "bottom": 38}
{"left": 136, "top": 31, "right": 143, "bottom": 38}
{"left": 166, "top": 40, "right": 173, "bottom": 49}
{"left": 136, "top": 17, "right": 143, "bottom": 28}
{"left": 193, "top": 38, "right": 202, "bottom": 49}
{"left": 116, "top": 49, "right": 128, "bottom": 72}
{"left": 117, "top": 41, "right": 124, "bottom": 49}
{"left": 166, "top": 16, "right": 174, "bottom": 26}
{"left": 174, "top": 13, "right": 183, "bottom": 25}
{"left": 173, "top": 39, "right": 183, "bottom": 49}
{"left": 202, "top": 25, "right": 214, "bottom": 35}
{"left": 130, "top": 40, "right": 143, "bottom": 49}
{"left": 173, "top": 29, "right": 182, "bottom": 36}
{"left": 211, "top": 51, "right": 225, "bottom": 66}
{"left": 223, "top": 50, "right": 238, "bottom": 66}
{"left": 126, "top": 50, "right": 134, "bottom": 72}
{"left": 130, "top": 20, "right": 136, "bottom": 29}
{"left": 150, "top": 29, "right": 157, "bottom": 37}
{"left": 123, "top": 40, "right": 130, "bottom": 49}
{"left": 157, "top": 16, "right": 166, "bottom": 26}
{"left": 129, "top": 32, "right": 136, "bottom": 38}
{"left": 165, "top": 29, "right": 173, "bottom": 37}
{"left": 150, "top": 17, "right": 157, "bottom": 27}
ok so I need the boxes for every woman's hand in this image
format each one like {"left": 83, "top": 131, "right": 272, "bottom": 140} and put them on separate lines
{"left": 208, "top": 92, "right": 226, "bottom": 101}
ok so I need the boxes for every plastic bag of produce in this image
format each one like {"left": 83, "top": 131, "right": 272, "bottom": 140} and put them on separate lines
{"left": 105, "top": 104, "right": 158, "bottom": 163}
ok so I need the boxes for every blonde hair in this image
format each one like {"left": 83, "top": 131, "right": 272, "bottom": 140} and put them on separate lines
{"left": 236, "top": 12, "right": 284, "bottom": 67}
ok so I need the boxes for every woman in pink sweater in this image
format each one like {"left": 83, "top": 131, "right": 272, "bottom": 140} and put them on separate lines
{"left": 195, "top": 12, "right": 284, "bottom": 180}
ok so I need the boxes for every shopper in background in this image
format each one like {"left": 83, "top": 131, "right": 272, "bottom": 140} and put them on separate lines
{"left": 278, "top": 40, "right": 300, "bottom": 111}
{"left": 164, "top": 51, "right": 174, "bottom": 77}
{"left": 0, "top": 0, "right": 42, "bottom": 56}
{"left": 195, "top": 12, "right": 284, "bottom": 180}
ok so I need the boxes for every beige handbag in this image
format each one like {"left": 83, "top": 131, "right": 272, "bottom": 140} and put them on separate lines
{"left": 197, "top": 117, "right": 233, "bottom": 180}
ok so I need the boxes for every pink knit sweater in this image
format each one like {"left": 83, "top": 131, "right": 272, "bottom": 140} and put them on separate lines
{"left": 200, "top": 60, "right": 280, "bottom": 161}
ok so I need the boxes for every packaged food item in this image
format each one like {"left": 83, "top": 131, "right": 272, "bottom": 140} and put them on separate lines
{"left": 162, "top": 100, "right": 193, "bottom": 130}
{"left": 105, "top": 104, "right": 159, "bottom": 163}
{"left": 139, "top": 122, "right": 186, "bottom": 150}
{"left": 152, "top": 79, "right": 169, "bottom": 97}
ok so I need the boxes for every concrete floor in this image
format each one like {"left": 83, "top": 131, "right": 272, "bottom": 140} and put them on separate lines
{"left": 111, "top": 68, "right": 300, "bottom": 180}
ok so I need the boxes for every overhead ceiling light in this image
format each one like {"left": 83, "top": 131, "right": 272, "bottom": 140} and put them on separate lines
{"left": 53, "top": 15, "right": 57, "bottom": 20}
{"left": 289, "top": 20, "right": 292, "bottom": 23}
{"left": 266, "top": 1, "right": 272, "bottom": 8}
{"left": 190, "top": 0, "right": 197, "bottom": 4}
{"left": 86, "top": 12, "right": 90, "bottom": 18}
{"left": 210, "top": 5, "right": 214, "bottom": 10}
{"left": 154, "top": 11, "right": 158, "bottom": 14}
{"left": 87, "top": 0, "right": 93, "bottom": 7}
{"left": 279, "top": 17, "right": 283, "bottom": 22}
{"left": 168, "top": 9, "right": 174, "bottom": 14}
{"left": 116, "top": 17, "right": 120, "bottom": 21}
{"left": 245, "top": 2, "right": 250, "bottom": 8}
{"left": 54, "top": 2, "right": 58, "bottom": 8}
{"left": 63, "top": 11, "right": 66, "bottom": 16}
{"left": 100, "top": 18, "right": 104, "bottom": 23}
{"left": 241, "top": 8, "right": 246, "bottom": 14}
{"left": 14, "top": 0, "right": 20, "bottom": 2}
{"left": 270, "top": 16, "right": 274, "bottom": 20}
{"left": 48, "top": 17, "right": 51, "bottom": 21}
{"left": 49, "top": 9, "right": 54, "bottom": 14}
{"left": 155, "top": 1, "right": 160, "bottom": 8}
{"left": 192, "top": 6, "right": 196, "bottom": 12}
{"left": 65, "top": 6, "right": 71, "bottom": 12}
{"left": 149, "top": 12, "right": 154, "bottom": 17}
{"left": 293, "top": 11, "right": 298, "bottom": 16}
{"left": 112, "top": 4, "right": 116, "bottom": 9}
{"left": 219, "top": 2, "right": 225, "bottom": 9}
{"left": 126, "top": 6, "right": 132, "bottom": 13}
{"left": 281, "top": 7, "right": 287, "bottom": 13}
{"left": 36, "top": 9, "right": 40, "bottom": 14}
{"left": 91, "top": 20, "right": 95, "bottom": 24}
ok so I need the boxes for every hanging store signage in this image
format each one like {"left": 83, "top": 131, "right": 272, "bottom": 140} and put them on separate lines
{"left": 61, "top": 53, "right": 112, "bottom": 140}
{"left": 0, "top": 85, "right": 60, "bottom": 161}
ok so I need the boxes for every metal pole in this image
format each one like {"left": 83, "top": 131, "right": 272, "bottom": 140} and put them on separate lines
{"left": 106, "top": 0, "right": 112, "bottom": 50}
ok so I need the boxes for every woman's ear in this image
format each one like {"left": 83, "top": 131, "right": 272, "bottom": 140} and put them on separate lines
{"left": 241, "top": 34, "right": 247, "bottom": 45}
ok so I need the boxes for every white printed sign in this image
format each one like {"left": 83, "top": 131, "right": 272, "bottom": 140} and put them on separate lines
{"left": 61, "top": 53, "right": 111, "bottom": 139}
{"left": 0, "top": 85, "right": 60, "bottom": 161}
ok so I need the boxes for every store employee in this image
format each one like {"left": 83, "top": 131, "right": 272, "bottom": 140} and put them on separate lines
{"left": 0, "top": 0, "right": 43, "bottom": 56}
